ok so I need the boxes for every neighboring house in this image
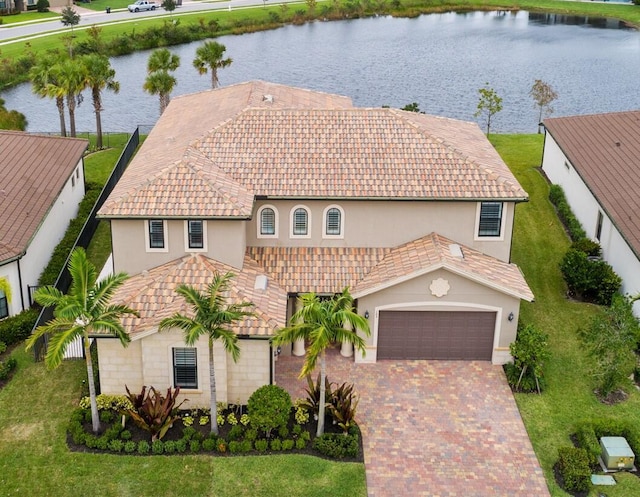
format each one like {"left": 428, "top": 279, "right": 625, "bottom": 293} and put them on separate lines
{"left": 3, "top": 0, "right": 71, "bottom": 12}
{"left": 542, "top": 110, "right": 640, "bottom": 315}
{"left": 97, "top": 81, "right": 533, "bottom": 407}
{"left": 0, "top": 131, "right": 88, "bottom": 319}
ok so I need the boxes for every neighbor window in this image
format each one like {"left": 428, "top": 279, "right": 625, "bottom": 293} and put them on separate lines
{"left": 323, "top": 205, "right": 344, "bottom": 238}
{"left": 147, "top": 220, "right": 166, "bottom": 249}
{"left": 187, "top": 220, "right": 204, "bottom": 249}
{"left": 173, "top": 348, "right": 197, "bottom": 389}
{"left": 0, "top": 290, "right": 8, "bottom": 320}
{"left": 260, "top": 207, "right": 276, "bottom": 235}
{"left": 477, "top": 202, "right": 503, "bottom": 237}
{"left": 291, "top": 206, "right": 310, "bottom": 237}
{"left": 595, "top": 211, "right": 604, "bottom": 241}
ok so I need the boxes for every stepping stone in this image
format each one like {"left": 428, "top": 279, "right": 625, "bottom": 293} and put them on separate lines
{"left": 591, "top": 474, "right": 616, "bottom": 486}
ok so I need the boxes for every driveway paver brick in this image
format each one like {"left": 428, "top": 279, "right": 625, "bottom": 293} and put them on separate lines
{"left": 276, "top": 348, "right": 550, "bottom": 497}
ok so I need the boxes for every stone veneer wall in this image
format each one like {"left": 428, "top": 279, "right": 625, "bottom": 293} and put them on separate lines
{"left": 97, "top": 332, "right": 271, "bottom": 407}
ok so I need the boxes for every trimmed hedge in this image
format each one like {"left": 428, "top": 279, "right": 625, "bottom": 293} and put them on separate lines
{"left": 312, "top": 432, "right": 359, "bottom": 459}
{"left": 557, "top": 447, "right": 591, "bottom": 493}
{"left": 560, "top": 249, "right": 621, "bottom": 305}
{"left": 0, "top": 308, "right": 38, "bottom": 346}
{"left": 575, "top": 418, "right": 640, "bottom": 467}
{"left": 548, "top": 184, "right": 586, "bottom": 242}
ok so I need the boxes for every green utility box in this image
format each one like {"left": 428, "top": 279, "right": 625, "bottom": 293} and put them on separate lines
{"left": 600, "top": 437, "right": 635, "bottom": 470}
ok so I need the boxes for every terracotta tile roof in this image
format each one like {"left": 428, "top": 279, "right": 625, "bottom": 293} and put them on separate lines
{"left": 247, "top": 246, "right": 390, "bottom": 294}
{"left": 99, "top": 81, "right": 352, "bottom": 218}
{"left": 544, "top": 111, "right": 640, "bottom": 258}
{"left": 99, "top": 81, "right": 526, "bottom": 219}
{"left": 0, "top": 131, "right": 87, "bottom": 262}
{"left": 103, "top": 253, "right": 287, "bottom": 339}
{"left": 248, "top": 233, "right": 533, "bottom": 302}
{"left": 353, "top": 233, "right": 534, "bottom": 301}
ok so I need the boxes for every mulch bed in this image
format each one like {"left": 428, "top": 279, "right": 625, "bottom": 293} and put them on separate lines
{"left": 67, "top": 408, "right": 364, "bottom": 463}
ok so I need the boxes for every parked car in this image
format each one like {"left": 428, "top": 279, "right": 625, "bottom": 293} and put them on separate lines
{"left": 128, "top": 0, "right": 156, "bottom": 12}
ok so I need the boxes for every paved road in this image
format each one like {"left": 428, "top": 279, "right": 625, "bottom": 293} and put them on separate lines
{"left": 0, "top": 0, "right": 294, "bottom": 43}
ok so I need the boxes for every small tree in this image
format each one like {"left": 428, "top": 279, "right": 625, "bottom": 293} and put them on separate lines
{"left": 0, "top": 98, "right": 27, "bottom": 131}
{"left": 36, "top": 0, "right": 49, "bottom": 12}
{"left": 60, "top": 7, "right": 80, "bottom": 57}
{"left": 578, "top": 294, "right": 640, "bottom": 400}
{"left": 162, "top": 0, "right": 176, "bottom": 15}
{"left": 530, "top": 79, "right": 558, "bottom": 134}
{"left": 508, "top": 324, "right": 550, "bottom": 394}
{"left": 474, "top": 83, "right": 503, "bottom": 135}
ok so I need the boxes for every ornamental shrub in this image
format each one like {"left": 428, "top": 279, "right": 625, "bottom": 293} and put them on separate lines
{"left": 270, "top": 438, "right": 282, "bottom": 451}
{"left": 507, "top": 324, "right": 550, "bottom": 394}
{"left": 152, "top": 440, "right": 164, "bottom": 455}
{"left": 571, "top": 238, "right": 601, "bottom": 257}
{"left": 36, "top": 0, "right": 49, "bottom": 11}
{"left": 189, "top": 440, "right": 201, "bottom": 453}
{"left": 575, "top": 422, "right": 600, "bottom": 466}
{"left": 0, "top": 308, "right": 38, "bottom": 346}
{"left": 247, "top": 385, "right": 292, "bottom": 438}
{"left": 202, "top": 438, "right": 216, "bottom": 452}
{"left": 295, "top": 438, "right": 307, "bottom": 450}
{"left": 163, "top": 440, "right": 176, "bottom": 454}
{"left": 228, "top": 424, "right": 244, "bottom": 441}
{"left": 312, "top": 433, "right": 359, "bottom": 459}
{"left": 108, "top": 439, "right": 124, "bottom": 453}
{"left": 137, "top": 440, "right": 150, "bottom": 455}
{"left": 0, "top": 358, "right": 17, "bottom": 381}
{"left": 228, "top": 441, "right": 241, "bottom": 453}
{"left": 282, "top": 439, "right": 294, "bottom": 451}
{"left": 175, "top": 438, "right": 187, "bottom": 453}
{"left": 254, "top": 439, "right": 268, "bottom": 452}
{"left": 548, "top": 184, "right": 586, "bottom": 241}
{"left": 560, "top": 249, "right": 621, "bottom": 305}
{"left": 557, "top": 447, "right": 591, "bottom": 493}
{"left": 124, "top": 441, "right": 137, "bottom": 453}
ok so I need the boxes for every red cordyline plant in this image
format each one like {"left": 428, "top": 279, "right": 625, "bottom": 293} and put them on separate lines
{"left": 123, "top": 385, "right": 186, "bottom": 441}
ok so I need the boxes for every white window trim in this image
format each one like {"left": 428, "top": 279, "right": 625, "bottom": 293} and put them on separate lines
{"left": 290, "top": 205, "right": 311, "bottom": 239}
{"left": 144, "top": 219, "right": 169, "bottom": 253}
{"left": 474, "top": 201, "right": 506, "bottom": 241}
{"left": 322, "top": 204, "right": 345, "bottom": 239}
{"left": 183, "top": 220, "right": 208, "bottom": 252}
{"left": 257, "top": 205, "right": 279, "bottom": 239}
{"left": 168, "top": 343, "right": 202, "bottom": 393}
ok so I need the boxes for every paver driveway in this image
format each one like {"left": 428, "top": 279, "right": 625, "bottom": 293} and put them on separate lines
{"left": 276, "top": 348, "right": 550, "bottom": 497}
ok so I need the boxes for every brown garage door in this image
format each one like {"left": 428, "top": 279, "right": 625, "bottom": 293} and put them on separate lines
{"left": 377, "top": 310, "right": 496, "bottom": 360}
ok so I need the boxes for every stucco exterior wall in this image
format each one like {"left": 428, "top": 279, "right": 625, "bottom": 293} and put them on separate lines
{"left": 0, "top": 262, "right": 20, "bottom": 317}
{"left": 111, "top": 219, "right": 246, "bottom": 274}
{"left": 356, "top": 268, "right": 521, "bottom": 365}
{"left": 248, "top": 199, "right": 515, "bottom": 262}
{"left": 542, "top": 134, "right": 640, "bottom": 315}
{"left": 98, "top": 331, "right": 270, "bottom": 408}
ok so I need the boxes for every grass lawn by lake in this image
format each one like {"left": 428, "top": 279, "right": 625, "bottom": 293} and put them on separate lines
{"left": 491, "top": 134, "right": 640, "bottom": 497}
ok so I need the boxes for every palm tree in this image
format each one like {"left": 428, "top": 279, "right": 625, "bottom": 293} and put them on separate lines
{"left": 56, "top": 58, "right": 87, "bottom": 138}
{"left": 29, "top": 54, "right": 67, "bottom": 137}
{"left": 158, "top": 272, "right": 254, "bottom": 435}
{"left": 25, "top": 248, "right": 137, "bottom": 434}
{"left": 144, "top": 49, "right": 180, "bottom": 115}
{"left": 82, "top": 54, "right": 120, "bottom": 149}
{"left": 272, "top": 288, "right": 370, "bottom": 436}
{"left": 192, "top": 41, "right": 232, "bottom": 89}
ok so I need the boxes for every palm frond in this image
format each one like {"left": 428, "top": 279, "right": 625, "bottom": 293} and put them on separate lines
{"left": 44, "top": 323, "right": 84, "bottom": 369}
{"left": 33, "top": 285, "right": 66, "bottom": 308}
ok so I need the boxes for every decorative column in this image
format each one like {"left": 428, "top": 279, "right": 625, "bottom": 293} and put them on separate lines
{"left": 340, "top": 340, "right": 353, "bottom": 357}
{"left": 292, "top": 338, "right": 305, "bottom": 356}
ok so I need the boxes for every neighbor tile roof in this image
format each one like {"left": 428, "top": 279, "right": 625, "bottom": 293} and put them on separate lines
{"left": 99, "top": 81, "right": 526, "bottom": 219}
{"left": 0, "top": 132, "right": 88, "bottom": 262}
{"left": 544, "top": 111, "right": 640, "bottom": 258}
{"left": 104, "top": 253, "right": 287, "bottom": 339}
{"left": 248, "top": 233, "right": 533, "bottom": 302}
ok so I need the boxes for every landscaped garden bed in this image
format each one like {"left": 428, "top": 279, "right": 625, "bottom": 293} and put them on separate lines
{"left": 67, "top": 380, "right": 363, "bottom": 462}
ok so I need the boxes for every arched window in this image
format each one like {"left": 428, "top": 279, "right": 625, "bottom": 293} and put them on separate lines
{"left": 257, "top": 205, "right": 278, "bottom": 238}
{"left": 323, "top": 205, "right": 344, "bottom": 238}
{"left": 291, "top": 206, "right": 310, "bottom": 237}
{"left": 261, "top": 208, "right": 276, "bottom": 235}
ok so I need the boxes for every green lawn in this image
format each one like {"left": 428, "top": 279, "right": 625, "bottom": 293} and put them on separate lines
{"left": 0, "top": 10, "right": 58, "bottom": 24}
{"left": 491, "top": 134, "right": 640, "bottom": 497}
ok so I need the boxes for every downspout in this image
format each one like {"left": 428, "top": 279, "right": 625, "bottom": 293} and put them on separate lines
{"left": 17, "top": 257, "right": 25, "bottom": 312}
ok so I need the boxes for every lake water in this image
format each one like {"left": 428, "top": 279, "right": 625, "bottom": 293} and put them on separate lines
{"left": 2, "top": 10, "right": 639, "bottom": 133}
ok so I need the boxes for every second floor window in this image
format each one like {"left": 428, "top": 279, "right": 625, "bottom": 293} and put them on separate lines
{"left": 260, "top": 208, "right": 276, "bottom": 235}
{"left": 292, "top": 207, "right": 309, "bottom": 236}
{"left": 148, "top": 220, "right": 165, "bottom": 249}
{"left": 325, "top": 207, "right": 342, "bottom": 236}
{"left": 188, "top": 220, "right": 204, "bottom": 249}
{"left": 478, "top": 202, "right": 503, "bottom": 237}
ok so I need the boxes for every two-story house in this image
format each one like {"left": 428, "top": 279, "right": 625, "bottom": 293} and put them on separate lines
{"left": 0, "top": 131, "right": 87, "bottom": 320}
{"left": 96, "top": 81, "right": 533, "bottom": 406}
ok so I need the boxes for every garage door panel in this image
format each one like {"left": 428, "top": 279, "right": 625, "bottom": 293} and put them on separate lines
{"left": 377, "top": 310, "right": 495, "bottom": 361}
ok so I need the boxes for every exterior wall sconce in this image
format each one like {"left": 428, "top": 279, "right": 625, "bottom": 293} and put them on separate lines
{"left": 508, "top": 312, "right": 514, "bottom": 322}
{"left": 364, "top": 310, "right": 370, "bottom": 319}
